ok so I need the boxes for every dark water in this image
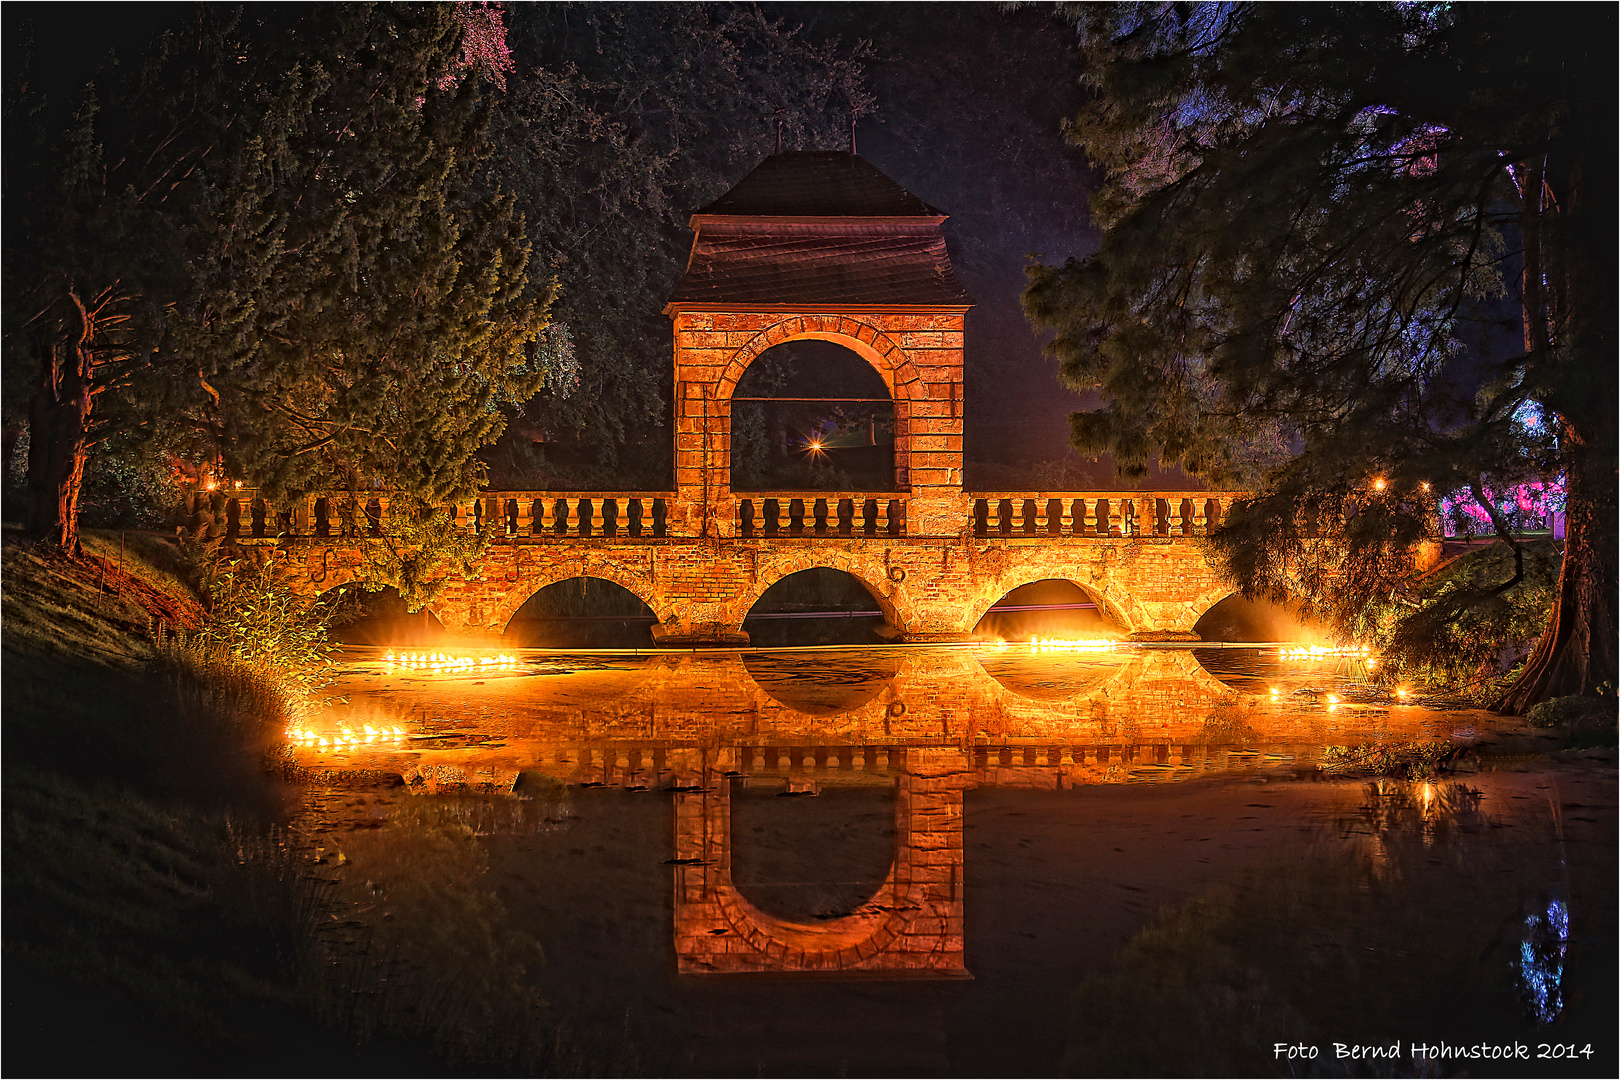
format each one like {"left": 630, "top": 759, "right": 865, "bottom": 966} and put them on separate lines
{"left": 289, "top": 645, "right": 1617, "bottom": 1076}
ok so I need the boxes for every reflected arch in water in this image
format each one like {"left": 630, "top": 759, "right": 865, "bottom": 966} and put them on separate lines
{"left": 975, "top": 649, "right": 1133, "bottom": 703}
{"left": 673, "top": 748, "right": 968, "bottom": 978}
{"left": 742, "top": 649, "right": 901, "bottom": 715}
{"left": 504, "top": 576, "right": 659, "bottom": 649}
{"left": 319, "top": 584, "right": 446, "bottom": 646}
{"left": 730, "top": 781, "right": 897, "bottom": 921}
{"left": 737, "top": 556, "right": 914, "bottom": 646}
{"left": 965, "top": 574, "right": 1132, "bottom": 640}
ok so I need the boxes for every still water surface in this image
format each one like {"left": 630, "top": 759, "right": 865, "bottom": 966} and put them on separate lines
{"left": 289, "top": 645, "right": 1616, "bottom": 1076}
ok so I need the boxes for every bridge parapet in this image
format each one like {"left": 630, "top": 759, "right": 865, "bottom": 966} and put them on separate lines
{"left": 733, "top": 492, "right": 907, "bottom": 538}
{"left": 969, "top": 491, "right": 1243, "bottom": 538}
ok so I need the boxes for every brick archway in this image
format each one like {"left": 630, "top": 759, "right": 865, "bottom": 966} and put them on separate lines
{"left": 727, "top": 549, "right": 917, "bottom": 637}
{"left": 674, "top": 748, "right": 968, "bottom": 978}
{"left": 488, "top": 564, "right": 672, "bottom": 636}
{"left": 962, "top": 569, "right": 1141, "bottom": 638}
{"left": 713, "top": 315, "right": 927, "bottom": 404}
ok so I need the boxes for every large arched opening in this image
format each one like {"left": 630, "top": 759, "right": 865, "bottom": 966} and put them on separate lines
{"left": 742, "top": 567, "right": 891, "bottom": 647}
{"left": 729, "top": 777, "right": 897, "bottom": 922}
{"left": 505, "top": 577, "right": 658, "bottom": 649}
{"left": 729, "top": 340, "right": 896, "bottom": 492}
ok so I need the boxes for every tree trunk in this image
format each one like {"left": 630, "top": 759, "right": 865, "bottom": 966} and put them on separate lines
{"left": 1493, "top": 451, "right": 1618, "bottom": 712}
{"left": 22, "top": 326, "right": 93, "bottom": 554}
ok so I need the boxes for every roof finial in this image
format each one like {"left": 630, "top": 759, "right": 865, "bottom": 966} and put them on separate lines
{"left": 773, "top": 106, "right": 785, "bottom": 155}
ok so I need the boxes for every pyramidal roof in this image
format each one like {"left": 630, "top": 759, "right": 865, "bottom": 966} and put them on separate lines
{"left": 668, "top": 153, "right": 970, "bottom": 310}
{"left": 692, "top": 151, "right": 945, "bottom": 221}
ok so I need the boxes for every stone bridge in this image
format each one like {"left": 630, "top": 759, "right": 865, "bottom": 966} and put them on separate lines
{"left": 186, "top": 152, "right": 1295, "bottom": 645}
{"left": 198, "top": 486, "right": 1245, "bottom": 644}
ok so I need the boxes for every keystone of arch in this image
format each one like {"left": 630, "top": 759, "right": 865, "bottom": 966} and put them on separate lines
{"left": 713, "top": 316, "right": 926, "bottom": 403}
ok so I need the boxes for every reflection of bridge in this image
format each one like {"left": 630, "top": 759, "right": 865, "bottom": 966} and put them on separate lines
{"left": 298, "top": 645, "right": 1464, "bottom": 980}
{"left": 313, "top": 647, "right": 1453, "bottom": 794}
{"left": 198, "top": 153, "right": 1274, "bottom": 644}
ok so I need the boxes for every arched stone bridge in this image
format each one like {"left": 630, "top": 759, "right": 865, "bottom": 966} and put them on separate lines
{"left": 201, "top": 486, "right": 1247, "bottom": 645}
{"left": 187, "top": 154, "right": 1292, "bottom": 645}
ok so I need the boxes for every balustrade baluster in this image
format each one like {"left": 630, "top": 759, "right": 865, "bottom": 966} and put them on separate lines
{"left": 1083, "top": 498, "right": 1098, "bottom": 535}
{"left": 1119, "top": 498, "right": 1135, "bottom": 537}
{"left": 1054, "top": 498, "right": 1071, "bottom": 535}
{"left": 1008, "top": 498, "right": 1025, "bottom": 534}
{"left": 1096, "top": 499, "right": 1113, "bottom": 536}
{"left": 1191, "top": 498, "right": 1207, "bottom": 534}
{"left": 1167, "top": 498, "right": 1184, "bottom": 535}
{"left": 516, "top": 498, "right": 533, "bottom": 536}
{"left": 813, "top": 498, "right": 829, "bottom": 536}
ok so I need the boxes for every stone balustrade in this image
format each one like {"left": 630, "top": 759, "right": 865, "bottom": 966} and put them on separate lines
{"left": 732, "top": 492, "right": 906, "bottom": 538}
{"left": 968, "top": 491, "right": 1240, "bottom": 539}
{"left": 182, "top": 489, "right": 677, "bottom": 541}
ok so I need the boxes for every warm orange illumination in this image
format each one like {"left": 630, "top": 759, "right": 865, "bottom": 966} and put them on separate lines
{"left": 1278, "top": 644, "right": 1373, "bottom": 661}
{"left": 1028, "top": 636, "right": 1116, "bottom": 653}
{"left": 1420, "top": 482, "right": 1431, "bottom": 492}
{"left": 204, "top": 480, "right": 217, "bottom": 491}
{"left": 382, "top": 651, "right": 520, "bottom": 673}
{"left": 1372, "top": 477, "right": 1387, "bottom": 491}
{"left": 286, "top": 723, "right": 408, "bottom": 751}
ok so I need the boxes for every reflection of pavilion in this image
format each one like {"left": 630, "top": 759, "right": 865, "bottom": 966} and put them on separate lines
{"left": 672, "top": 747, "right": 970, "bottom": 978}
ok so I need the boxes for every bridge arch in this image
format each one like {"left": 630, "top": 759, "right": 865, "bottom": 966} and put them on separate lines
{"left": 963, "top": 569, "right": 1139, "bottom": 638}
{"left": 489, "top": 563, "right": 674, "bottom": 638}
{"left": 715, "top": 316, "right": 927, "bottom": 405}
{"left": 730, "top": 550, "right": 917, "bottom": 637}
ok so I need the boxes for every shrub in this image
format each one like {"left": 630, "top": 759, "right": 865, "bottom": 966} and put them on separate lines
{"left": 1526, "top": 694, "right": 1616, "bottom": 730}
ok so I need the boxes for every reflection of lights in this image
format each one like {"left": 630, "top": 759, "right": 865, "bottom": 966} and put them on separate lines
{"left": 1395, "top": 686, "right": 1411, "bottom": 700}
{"left": 286, "top": 723, "right": 408, "bottom": 750}
{"left": 382, "top": 651, "right": 520, "bottom": 673}
{"left": 1278, "top": 644, "right": 1374, "bottom": 661}
{"left": 1326, "top": 694, "right": 1340, "bottom": 704}
{"left": 1028, "top": 636, "right": 1116, "bottom": 653}
{"left": 1269, "top": 686, "right": 1281, "bottom": 698}
{"left": 1518, "top": 899, "right": 1570, "bottom": 1024}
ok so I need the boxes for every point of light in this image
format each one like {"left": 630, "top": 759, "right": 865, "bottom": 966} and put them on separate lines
{"left": 1372, "top": 477, "right": 1387, "bottom": 491}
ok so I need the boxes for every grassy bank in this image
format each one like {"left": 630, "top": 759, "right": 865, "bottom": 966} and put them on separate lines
{"left": 2, "top": 528, "right": 590, "bottom": 1075}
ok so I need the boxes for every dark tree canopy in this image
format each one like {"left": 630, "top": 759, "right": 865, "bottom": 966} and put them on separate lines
{"left": 1025, "top": 3, "right": 1616, "bottom": 709}
{"left": 479, "top": 3, "right": 873, "bottom": 489}
{"left": 4, "top": 4, "right": 549, "bottom": 550}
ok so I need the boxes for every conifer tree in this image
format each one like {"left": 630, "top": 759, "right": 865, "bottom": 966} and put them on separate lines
{"left": 4, "top": 4, "right": 549, "bottom": 551}
{"left": 1024, "top": 3, "right": 1615, "bottom": 709}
